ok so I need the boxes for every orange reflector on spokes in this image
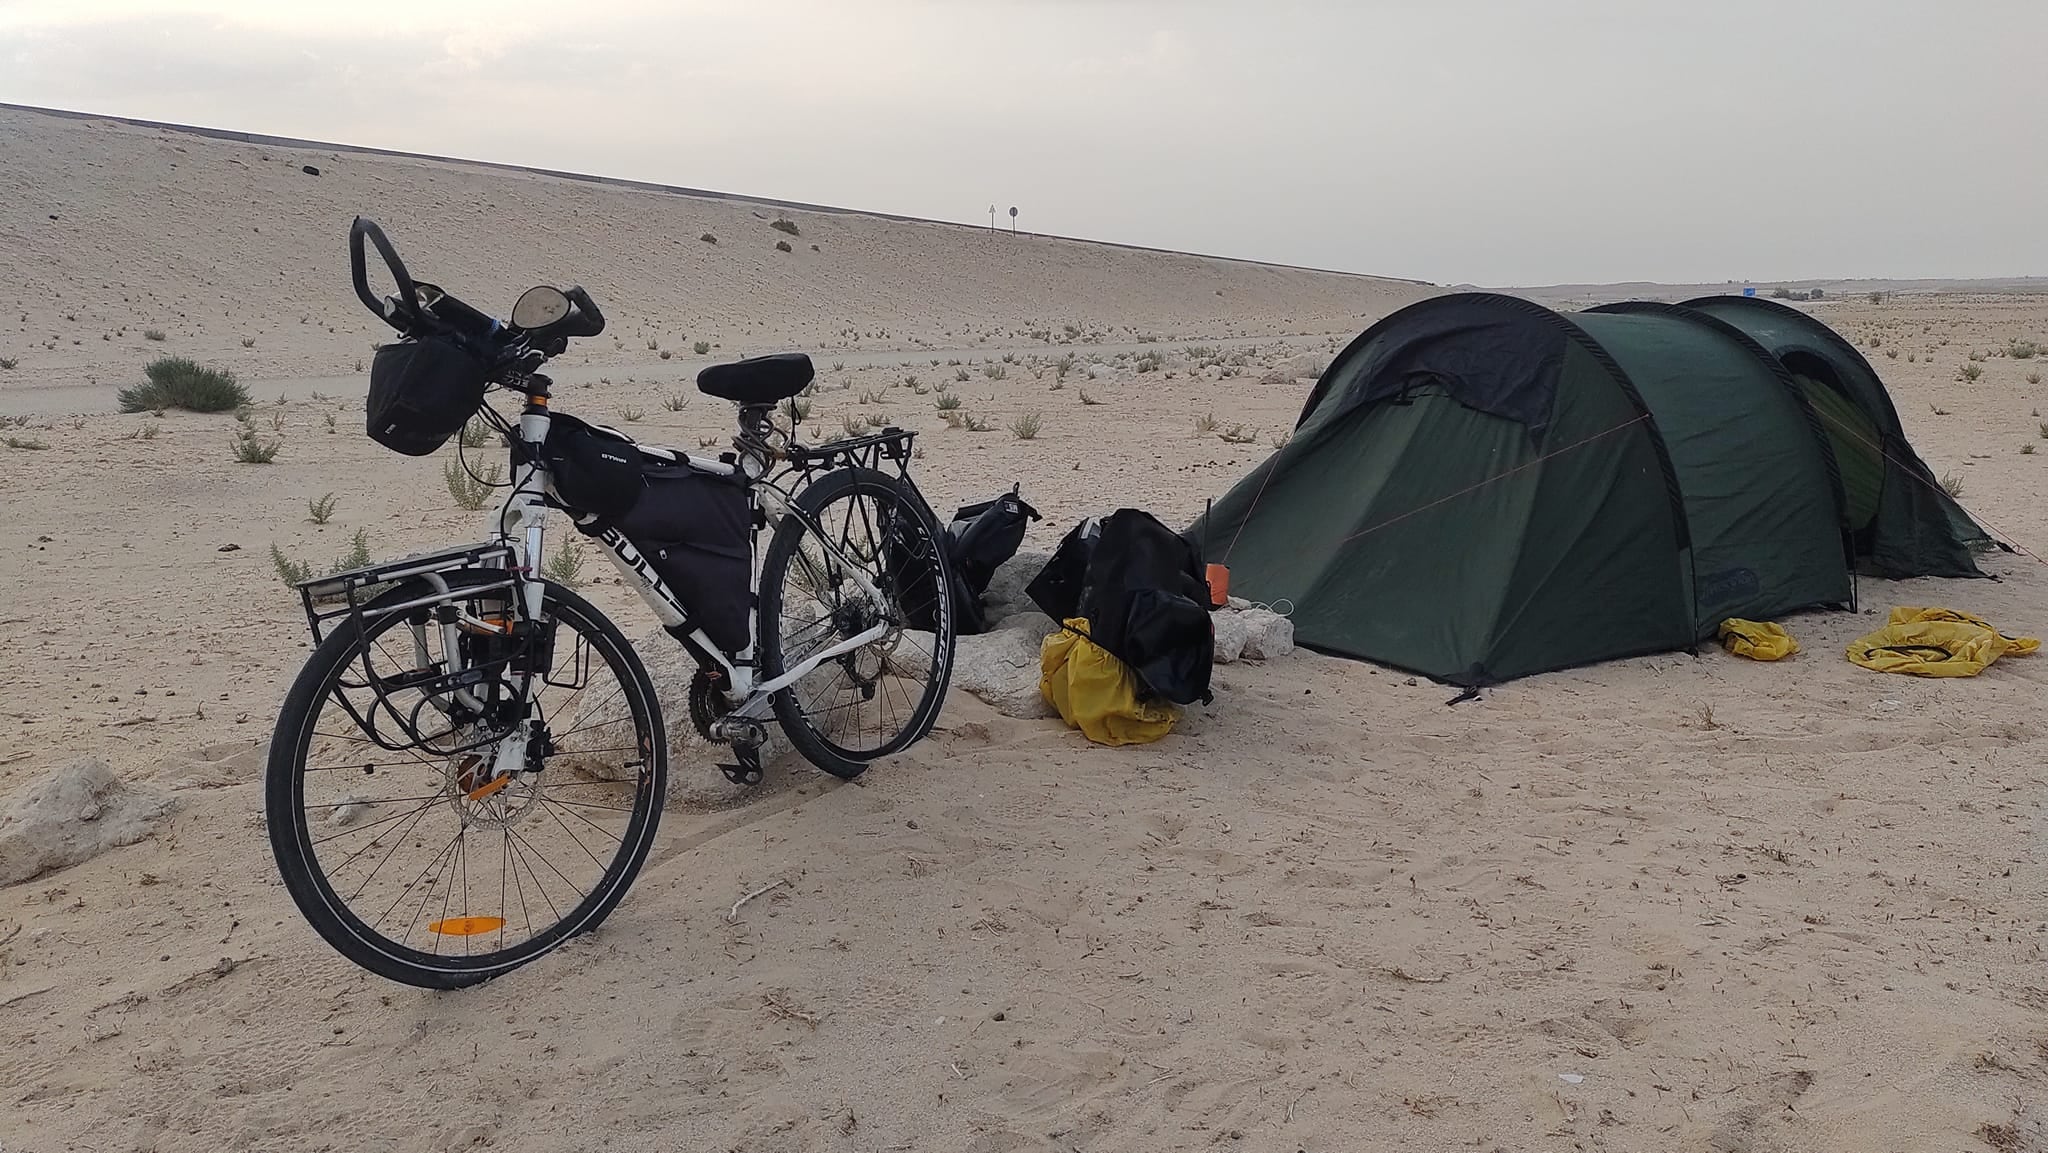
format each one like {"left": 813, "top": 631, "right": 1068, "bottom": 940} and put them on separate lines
{"left": 429, "top": 916, "right": 507, "bottom": 936}
{"left": 465, "top": 775, "right": 513, "bottom": 801}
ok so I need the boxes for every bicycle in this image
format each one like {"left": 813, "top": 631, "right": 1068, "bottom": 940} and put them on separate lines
{"left": 265, "top": 218, "right": 957, "bottom": 988}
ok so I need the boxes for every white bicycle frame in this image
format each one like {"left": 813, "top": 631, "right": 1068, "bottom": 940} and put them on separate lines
{"left": 494, "top": 405, "right": 890, "bottom": 720}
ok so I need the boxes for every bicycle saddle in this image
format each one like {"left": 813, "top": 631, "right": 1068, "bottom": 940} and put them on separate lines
{"left": 696, "top": 353, "right": 814, "bottom": 404}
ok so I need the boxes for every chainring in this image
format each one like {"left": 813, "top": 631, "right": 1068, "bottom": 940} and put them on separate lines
{"left": 688, "top": 667, "right": 733, "bottom": 744}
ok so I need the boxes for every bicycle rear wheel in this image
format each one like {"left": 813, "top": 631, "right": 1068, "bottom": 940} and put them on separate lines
{"left": 758, "top": 466, "right": 956, "bottom": 779}
{"left": 266, "top": 572, "right": 665, "bottom": 988}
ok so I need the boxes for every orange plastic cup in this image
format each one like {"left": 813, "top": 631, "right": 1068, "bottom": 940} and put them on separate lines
{"left": 1205, "top": 563, "right": 1230, "bottom": 608}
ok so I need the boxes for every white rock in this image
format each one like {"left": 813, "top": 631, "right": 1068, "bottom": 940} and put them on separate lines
{"left": 980, "top": 550, "right": 1051, "bottom": 629}
{"left": 0, "top": 758, "right": 174, "bottom": 886}
{"left": 1211, "top": 612, "right": 1249, "bottom": 665}
{"left": 953, "top": 624, "right": 1057, "bottom": 719}
{"left": 1238, "top": 609, "right": 1295, "bottom": 661}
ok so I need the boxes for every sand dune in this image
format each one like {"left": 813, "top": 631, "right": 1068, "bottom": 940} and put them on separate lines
{"left": 2, "top": 105, "right": 2046, "bottom": 1153}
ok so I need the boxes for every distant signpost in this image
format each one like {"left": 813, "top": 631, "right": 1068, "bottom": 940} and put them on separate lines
{"left": 1009, "top": 206, "right": 1018, "bottom": 234}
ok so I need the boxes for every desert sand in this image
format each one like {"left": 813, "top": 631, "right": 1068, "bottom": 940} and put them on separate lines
{"left": 1, "top": 105, "right": 2045, "bottom": 1153}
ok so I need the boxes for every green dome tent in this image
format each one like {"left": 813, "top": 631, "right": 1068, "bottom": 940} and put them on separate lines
{"left": 1189, "top": 293, "right": 1991, "bottom": 685}
{"left": 1679, "top": 293, "right": 1990, "bottom": 578}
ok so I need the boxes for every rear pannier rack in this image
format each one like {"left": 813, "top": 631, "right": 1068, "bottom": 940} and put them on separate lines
{"left": 296, "top": 540, "right": 518, "bottom": 643}
{"left": 787, "top": 427, "right": 917, "bottom": 477}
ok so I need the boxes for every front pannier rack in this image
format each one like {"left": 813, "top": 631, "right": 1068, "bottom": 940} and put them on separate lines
{"left": 295, "top": 540, "right": 520, "bottom": 644}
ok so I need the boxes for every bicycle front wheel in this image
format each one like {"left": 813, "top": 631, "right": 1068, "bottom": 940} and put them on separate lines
{"left": 759, "top": 466, "right": 957, "bottom": 779}
{"left": 266, "top": 572, "right": 665, "bottom": 989}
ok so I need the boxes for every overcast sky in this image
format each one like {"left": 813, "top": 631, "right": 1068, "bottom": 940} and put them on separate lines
{"left": 3, "top": 1, "right": 2043, "bottom": 286}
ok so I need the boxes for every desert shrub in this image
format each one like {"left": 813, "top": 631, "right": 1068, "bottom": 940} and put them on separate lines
{"left": 774, "top": 240, "right": 793, "bottom": 253}
{"left": 770, "top": 217, "right": 799, "bottom": 236}
{"left": 781, "top": 396, "right": 812, "bottom": 423}
{"left": 143, "top": 329, "right": 166, "bottom": 341}
{"left": 1218, "top": 423, "right": 1257, "bottom": 444}
{"left": 700, "top": 233, "right": 717, "bottom": 244}
{"left": 307, "top": 492, "right": 338, "bottom": 524}
{"left": 542, "top": 536, "right": 586, "bottom": 586}
{"left": 2028, "top": 371, "right": 2042, "bottom": 386}
{"left": 459, "top": 415, "right": 492, "bottom": 449}
{"left": 659, "top": 349, "right": 673, "bottom": 359}
{"left": 444, "top": 459, "right": 501, "bottom": 510}
{"left": 229, "top": 425, "right": 279, "bottom": 463}
{"left": 120, "top": 357, "right": 250, "bottom": 413}
{"left": 1193, "top": 412, "right": 1218, "bottom": 434}
{"left": 4, "top": 435, "right": 47, "bottom": 450}
{"left": 841, "top": 413, "right": 863, "bottom": 436}
{"left": 962, "top": 414, "right": 993, "bottom": 432}
{"left": 271, "top": 529, "right": 374, "bottom": 589}
{"left": 694, "top": 341, "right": 711, "bottom": 355}
{"left": 1009, "top": 410, "right": 1042, "bottom": 439}
{"left": 1079, "top": 389, "right": 1103, "bottom": 406}
{"left": 621, "top": 406, "right": 645, "bottom": 422}
{"left": 984, "top": 363, "right": 1007, "bottom": 381}
{"left": 859, "top": 388, "right": 885, "bottom": 404}
{"left": 2009, "top": 340, "right": 2039, "bottom": 360}
{"left": 1940, "top": 472, "right": 1965, "bottom": 498}
{"left": 1135, "top": 351, "right": 1163, "bottom": 374}
{"left": 2024, "top": 444, "right": 2037, "bottom": 455}
{"left": 934, "top": 391, "right": 962, "bottom": 411}
{"left": 1868, "top": 291, "right": 1884, "bottom": 304}
{"left": 0, "top": 357, "right": 16, "bottom": 370}
{"left": 663, "top": 392, "right": 690, "bottom": 412}
{"left": 1960, "top": 362, "right": 1983, "bottom": 382}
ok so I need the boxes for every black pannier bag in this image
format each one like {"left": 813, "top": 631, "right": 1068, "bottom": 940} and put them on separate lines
{"left": 897, "top": 485, "right": 1040, "bottom": 635}
{"left": 1026, "top": 508, "right": 1214, "bottom": 705}
{"left": 543, "top": 413, "right": 645, "bottom": 520}
{"left": 365, "top": 336, "right": 490, "bottom": 456}
{"left": 614, "top": 463, "right": 753, "bottom": 653}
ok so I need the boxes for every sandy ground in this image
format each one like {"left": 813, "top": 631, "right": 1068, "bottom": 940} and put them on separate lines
{"left": 2, "top": 106, "right": 2046, "bottom": 1153}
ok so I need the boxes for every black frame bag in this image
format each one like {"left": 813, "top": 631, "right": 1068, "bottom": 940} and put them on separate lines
{"left": 614, "top": 463, "right": 753, "bottom": 653}
{"left": 365, "top": 336, "right": 489, "bottom": 456}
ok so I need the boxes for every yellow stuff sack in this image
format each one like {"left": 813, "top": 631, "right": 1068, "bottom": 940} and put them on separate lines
{"left": 1040, "top": 618, "right": 1180, "bottom": 746}
{"left": 1718, "top": 618, "right": 1799, "bottom": 661}
{"left": 1845, "top": 606, "right": 2040, "bottom": 677}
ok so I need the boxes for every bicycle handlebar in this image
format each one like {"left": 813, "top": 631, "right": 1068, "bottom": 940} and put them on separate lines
{"left": 347, "top": 216, "right": 607, "bottom": 375}
{"left": 350, "top": 217, "right": 421, "bottom": 325}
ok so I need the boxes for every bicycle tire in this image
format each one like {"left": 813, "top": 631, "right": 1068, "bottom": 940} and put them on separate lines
{"left": 266, "top": 571, "right": 665, "bottom": 989}
{"left": 758, "top": 466, "right": 957, "bottom": 779}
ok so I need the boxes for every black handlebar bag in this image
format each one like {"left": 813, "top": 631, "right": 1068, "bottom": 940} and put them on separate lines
{"left": 366, "top": 336, "right": 490, "bottom": 455}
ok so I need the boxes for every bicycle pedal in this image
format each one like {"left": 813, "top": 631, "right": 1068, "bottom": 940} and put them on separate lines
{"left": 716, "top": 762, "right": 763, "bottom": 786}
{"left": 717, "top": 742, "right": 764, "bottom": 787}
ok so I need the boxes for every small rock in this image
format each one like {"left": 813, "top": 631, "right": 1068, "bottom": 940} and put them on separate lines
{"left": 0, "top": 758, "right": 174, "bottom": 886}
{"left": 954, "top": 625, "right": 1057, "bottom": 719}
{"left": 217, "top": 543, "right": 240, "bottom": 553}
{"left": 991, "top": 1010, "right": 1006, "bottom": 1021}
{"left": 301, "top": 165, "right": 321, "bottom": 176}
